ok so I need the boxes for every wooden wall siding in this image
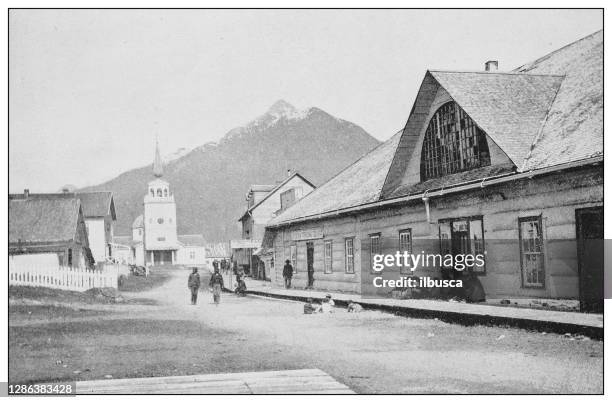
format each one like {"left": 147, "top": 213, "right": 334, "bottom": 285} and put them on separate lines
{"left": 271, "top": 165, "right": 602, "bottom": 299}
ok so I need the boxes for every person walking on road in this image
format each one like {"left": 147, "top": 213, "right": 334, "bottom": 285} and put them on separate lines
{"left": 209, "top": 267, "right": 225, "bottom": 305}
{"left": 187, "top": 267, "right": 201, "bottom": 305}
{"left": 283, "top": 259, "right": 293, "bottom": 289}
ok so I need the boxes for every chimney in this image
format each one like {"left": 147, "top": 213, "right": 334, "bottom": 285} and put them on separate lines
{"left": 287, "top": 169, "right": 292, "bottom": 178}
{"left": 485, "top": 60, "right": 498, "bottom": 72}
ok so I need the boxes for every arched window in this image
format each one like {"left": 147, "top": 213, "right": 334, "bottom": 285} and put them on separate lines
{"left": 164, "top": 188, "right": 168, "bottom": 197}
{"left": 420, "top": 102, "right": 490, "bottom": 181}
{"left": 157, "top": 188, "right": 162, "bottom": 197}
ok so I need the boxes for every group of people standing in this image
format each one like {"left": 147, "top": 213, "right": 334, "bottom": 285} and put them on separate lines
{"left": 212, "top": 258, "right": 231, "bottom": 274}
{"left": 187, "top": 266, "right": 225, "bottom": 305}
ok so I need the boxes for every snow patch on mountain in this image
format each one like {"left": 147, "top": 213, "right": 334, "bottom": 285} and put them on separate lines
{"left": 223, "top": 100, "right": 310, "bottom": 142}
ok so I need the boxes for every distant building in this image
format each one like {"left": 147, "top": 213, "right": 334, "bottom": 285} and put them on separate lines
{"left": 234, "top": 172, "right": 315, "bottom": 280}
{"left": 110, "top": 235, "right": 134, "bottom": 265}
{"left": 9, "top": 192, "right": 94, "bottom": 268}
{"left": 265, "top": 31, "right": 603, "bottom": 312}
{"left": 115, "top": 141, "right": 206, "bottom": 267}
{"left": 177, "top": 235, "right": 207, "bottom": 266}
{"left": 205, "top": 242, "right": 231, "bottom": 267}
{"left": 75, "top": 192, "right": 116, "bottom": 263}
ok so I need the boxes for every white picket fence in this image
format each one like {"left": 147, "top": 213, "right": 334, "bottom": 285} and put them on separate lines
{"left": 9, "top": 263, "right": 118, "bottom": 291}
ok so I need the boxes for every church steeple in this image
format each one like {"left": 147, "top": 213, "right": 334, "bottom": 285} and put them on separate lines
{"left": 153, "top": 138, "right": 163, "bottom": 177}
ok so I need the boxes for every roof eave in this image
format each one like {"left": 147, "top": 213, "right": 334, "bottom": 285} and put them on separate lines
{"left": 268, "top": 156, "right": 602, "bottom": 229}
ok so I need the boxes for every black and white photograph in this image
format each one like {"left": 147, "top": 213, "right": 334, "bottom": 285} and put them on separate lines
{"left": 4, "top": 5, "right": 607, "bottom": 397}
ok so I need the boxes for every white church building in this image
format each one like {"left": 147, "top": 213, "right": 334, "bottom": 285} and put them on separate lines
{"left": 114, "top": 142, "right": 206, "bottom": 267}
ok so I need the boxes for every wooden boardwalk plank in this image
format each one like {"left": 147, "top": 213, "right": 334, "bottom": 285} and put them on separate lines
{"left": 76, "top": 368, "right": 353, "bottom": 394}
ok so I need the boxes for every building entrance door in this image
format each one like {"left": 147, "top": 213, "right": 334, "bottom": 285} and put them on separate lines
{"left": 306, "top": 242, "right": 314, "bottom": 288}
{"left": 576, "top": 207, "right": 603, "bottom": 313}
{"left": 153, "top": 251, "right": 173, "bottom": 265}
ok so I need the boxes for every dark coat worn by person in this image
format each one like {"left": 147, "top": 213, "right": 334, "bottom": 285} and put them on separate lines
{"left": 209, "top": 269, "right": 225, "bottom": 305}
{"left": 188, "top": 269, "right": 201, "bottom": 305}
{"left": 283, "top": 262, "right": 293, "bottom": 278}
{"left": 283, "top": 261, "right": 293, "bottom": 289}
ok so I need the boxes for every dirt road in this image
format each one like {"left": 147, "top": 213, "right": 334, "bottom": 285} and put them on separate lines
{"left": 9, "top": 267, "right": 603, "bottom": 393}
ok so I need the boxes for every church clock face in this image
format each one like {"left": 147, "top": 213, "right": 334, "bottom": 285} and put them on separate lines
{"left": 157, "top": 218, "right": 164, "bottom": 224}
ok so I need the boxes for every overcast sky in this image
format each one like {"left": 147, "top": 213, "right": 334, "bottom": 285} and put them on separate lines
{"left": 9, "top": 9, "right": 602, "bottom": 193}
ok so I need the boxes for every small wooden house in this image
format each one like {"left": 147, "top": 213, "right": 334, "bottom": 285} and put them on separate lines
{"left": 9, "top": 192, "right": 94, "bottom": 268}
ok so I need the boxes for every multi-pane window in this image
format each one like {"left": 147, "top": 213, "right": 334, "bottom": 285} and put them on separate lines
{"left": 189, "top": 251, "right": 196, "bottom": 260}
{"left": 421, "top": 102, "right": 491, "bottom": 181}
{"left": 519, "top": 216, "right": 545, "bottom": 288}
{"left": 324, "top": 240, "right": 333, "bottom": 274}
{"left": 67, "top": 248, "right": 73, "bottom": 267}
{"left": 290, "top": 244, "right": 297, "bottom": 273}
{"left": 398, "top": 230, "right": 412, "bottom": 274}
{"left": 345, "top": 238, "right": 355, "bottom": 273}
{"left": 438, "top": 217, "right": 486, "bottom": 274}
{"left": 370, "top": 234, "right": 381, "bottom": 271}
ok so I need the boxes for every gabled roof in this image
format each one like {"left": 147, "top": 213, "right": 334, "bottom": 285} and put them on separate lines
{"left": 75, "top": 192, "right": 116, "bottom": 219}
{"left": 9, "top": 197, "right": 82, "bottom": 244}
{"left": 268, "top": 130, "right": 402, "bottom": 226}
{"left": 178, "top": 234, "right": 206, "bottom": 247}
{"left": 428, "top": 71, "right": 563, "bottom": 166}
{"left": 8, "top": 191, "right": 116, "bottom": 220}
{"left": 383, "top": 30, "right": 602, "bottom": 199}
{"left": 239, "top": 172, "right": 316, "bottom": 222}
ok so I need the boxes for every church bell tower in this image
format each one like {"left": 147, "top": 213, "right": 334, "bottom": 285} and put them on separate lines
{"left": 143, "top": 140, "right": 179, "bottom": 265}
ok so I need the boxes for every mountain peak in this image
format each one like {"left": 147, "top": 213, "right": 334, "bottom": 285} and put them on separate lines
{"left": 84, "top": 101, "right": 380, "bottom": 241}
{"left": 267, "top": 99, "right": 297, "bottom": 117}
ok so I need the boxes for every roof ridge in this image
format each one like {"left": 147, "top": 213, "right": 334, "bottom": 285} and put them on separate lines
{"left": 244, "top": 172, "right": 315, "bottom": 216}
{"left": 429, "top": 69, "right": 564, "bottom": 78}
{"left": 513, "top": 29, "right": 602, "bottom": 72}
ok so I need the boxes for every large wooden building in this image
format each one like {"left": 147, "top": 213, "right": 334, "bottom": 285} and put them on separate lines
{"left": 264, "top": 31, "right": 603, "bottom": 311}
